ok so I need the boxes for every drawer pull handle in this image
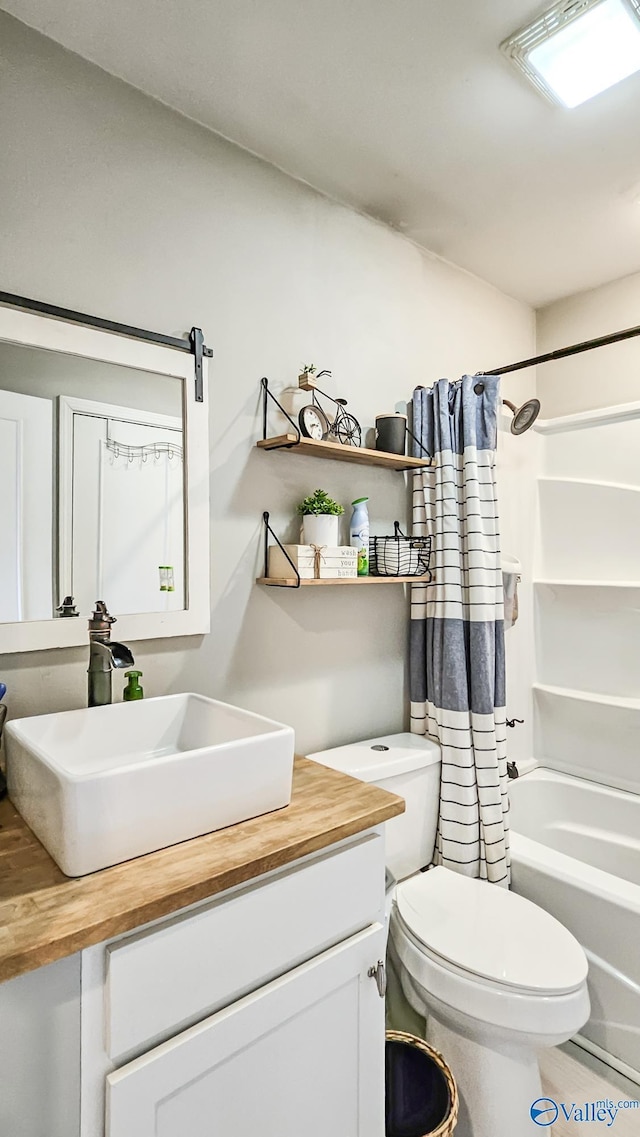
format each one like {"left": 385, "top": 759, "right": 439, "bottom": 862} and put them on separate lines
{"left": 368, "top": 959, "right": 386, "bottom": 998}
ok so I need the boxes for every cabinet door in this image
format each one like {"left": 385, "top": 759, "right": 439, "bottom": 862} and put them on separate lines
{"left": 107, "top": 923, "right": 386, "bottom": 1137}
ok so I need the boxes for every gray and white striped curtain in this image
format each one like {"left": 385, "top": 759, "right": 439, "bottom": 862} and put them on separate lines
{"left": 410, "top": 376, "right": 510, "bottom": 886}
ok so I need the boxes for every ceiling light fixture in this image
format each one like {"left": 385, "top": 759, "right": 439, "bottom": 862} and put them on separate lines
{"left": 501, "top": 0, "right": 640, "bottom": 108}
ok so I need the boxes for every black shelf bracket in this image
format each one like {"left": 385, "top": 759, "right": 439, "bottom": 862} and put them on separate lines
{"left": 261, "top": 377, "right": 301, "bottom": 445}
{"left": 405, "top": 424, "right": 433, "bottom": 462}
{"left": 263, "top": 511, "right": 301, "bottom": 588}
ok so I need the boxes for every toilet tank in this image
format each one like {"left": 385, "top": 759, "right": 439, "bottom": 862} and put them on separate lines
{"left": 307, "top": 733, "right": 441, "bottom": 881}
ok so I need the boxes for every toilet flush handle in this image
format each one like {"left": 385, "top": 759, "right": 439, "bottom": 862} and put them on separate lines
{"left": 368, "top": 960, "right": 386, "bottom": 998}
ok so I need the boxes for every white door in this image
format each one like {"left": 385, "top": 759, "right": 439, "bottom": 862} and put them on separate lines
{"left": 59, "top": 398, "right": 184, "bottom": 617}
{"left": 106, "top": 924, "right": 386, "bottom": 1137}
{"left": 0, "top": 389, "right": 53, "bottom": 621}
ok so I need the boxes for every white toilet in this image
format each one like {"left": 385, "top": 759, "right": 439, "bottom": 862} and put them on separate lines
{"left": 308, "top": 733, "right": 590, "bottom": 1137}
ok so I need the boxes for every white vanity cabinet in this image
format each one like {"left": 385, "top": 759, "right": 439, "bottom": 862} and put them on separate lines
{"left": 77, "top": 830, "right": 387, "bottom": 1137}
{"left": 107, "top": 925, "right": 384, "bottom": 1137}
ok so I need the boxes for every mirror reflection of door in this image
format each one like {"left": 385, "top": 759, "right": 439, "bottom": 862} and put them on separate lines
{"left": 0, "top": 389, "right": 53, "bottom": 621}
{"left": 59, "top": 397, "right": 184, "bottom": 617}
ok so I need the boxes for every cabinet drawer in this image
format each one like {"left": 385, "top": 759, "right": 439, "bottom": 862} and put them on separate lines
{"left": 106, "top": 832, "right": 384, "bottom": 1060}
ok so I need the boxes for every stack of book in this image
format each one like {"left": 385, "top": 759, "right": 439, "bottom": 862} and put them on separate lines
{"left": 268, "top": 544, "right": 358, "bottom": 579}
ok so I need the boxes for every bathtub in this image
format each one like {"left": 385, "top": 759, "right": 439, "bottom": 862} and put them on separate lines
{"left": 509, "top": 767, "right": 640, "bottom": 1083}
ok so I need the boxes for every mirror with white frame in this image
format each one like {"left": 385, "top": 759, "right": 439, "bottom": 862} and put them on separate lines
{"left": 0, "top": 302, "right": 210, "bottom": 654}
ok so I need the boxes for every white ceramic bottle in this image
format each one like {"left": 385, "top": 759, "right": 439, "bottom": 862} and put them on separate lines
{"left": 350, "top": 497, "right": 370, "bottom": 576}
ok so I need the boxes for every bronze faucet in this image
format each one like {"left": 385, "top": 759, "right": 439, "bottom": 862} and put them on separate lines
{"left": 87, "top": 601, "right": 134, "bottom": 707}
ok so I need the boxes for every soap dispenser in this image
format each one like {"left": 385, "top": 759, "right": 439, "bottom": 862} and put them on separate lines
{"left": 123, "top": 670, "right": 144, "bottom": 701}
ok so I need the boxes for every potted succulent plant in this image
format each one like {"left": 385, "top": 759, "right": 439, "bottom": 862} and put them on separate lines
{"left": 297, "top": 488, "right": 344, "bottom": 547}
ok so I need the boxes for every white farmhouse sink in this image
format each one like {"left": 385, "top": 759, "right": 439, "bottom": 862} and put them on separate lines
{"left": 5, "top": 693, "right": 295, "bottom": 877}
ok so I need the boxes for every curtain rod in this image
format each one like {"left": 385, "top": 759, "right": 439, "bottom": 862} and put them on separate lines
{"left": 480, "top": 319, "right": 640, "bottom": 376}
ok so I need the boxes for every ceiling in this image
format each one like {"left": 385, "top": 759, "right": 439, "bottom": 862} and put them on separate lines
{"left": 3, "top": 0, "right": 640, "bottom": 306}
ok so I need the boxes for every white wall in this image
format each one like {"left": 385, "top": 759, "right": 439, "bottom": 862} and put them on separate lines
{"left": 0, "top": 13, "right": 535, "bottom": 756}
{"left": 537, "top": 270, "right": 640, "bottom": 418}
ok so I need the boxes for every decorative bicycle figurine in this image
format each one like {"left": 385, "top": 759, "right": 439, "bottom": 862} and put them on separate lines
{"left": 297, "top": 366, "right": 362, "bottom": 447}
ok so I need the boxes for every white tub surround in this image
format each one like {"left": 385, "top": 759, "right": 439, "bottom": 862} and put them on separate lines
{"left": 534, "top": 456, "right": 640, "bottom": 798}
{"left": 537, "top": 477, "right": 640, "bottom": 583}
{"left": 511, "top": 768, "right": 640, "bottom": 1082}
{"left": 535, "top": 583, "right": 640, "bottom": 700}
{"left": 513, "top": 402, "right": 640, "bottom": 1080}
{"left": 533, "top": 684, "right": 640, "bottom": 795}
{"left": 534, "top": 406, "right": 640, "bottom": 792}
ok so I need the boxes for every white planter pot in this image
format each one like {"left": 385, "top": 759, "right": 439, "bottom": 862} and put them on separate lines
{"left": 302, "top": 514, "right": 340, "bottom": 547}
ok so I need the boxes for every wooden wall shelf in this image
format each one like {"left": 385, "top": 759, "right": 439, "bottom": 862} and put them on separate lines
{"left": 256, "top": 434, "right": 433, "bottom": 472}
{"left": 257, "top": 575, "right": 433, "bottom": 588}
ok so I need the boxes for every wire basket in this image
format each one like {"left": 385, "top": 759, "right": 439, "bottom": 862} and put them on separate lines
{"left": 370, "top": 522, "right": 432, "bottom": 578}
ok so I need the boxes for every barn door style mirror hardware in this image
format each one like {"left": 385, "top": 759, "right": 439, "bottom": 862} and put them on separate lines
{"left": 0, "top": 291, "right": 213, "bottom": 402}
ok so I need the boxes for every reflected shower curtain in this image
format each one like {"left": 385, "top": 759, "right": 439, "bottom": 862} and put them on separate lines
{"left": 410, "top": 376, "right": 510, "bottom": 886}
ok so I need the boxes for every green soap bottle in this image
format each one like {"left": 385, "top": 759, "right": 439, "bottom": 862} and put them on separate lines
{"left": 123, "top": 670, "right": 144, "bottom": 701}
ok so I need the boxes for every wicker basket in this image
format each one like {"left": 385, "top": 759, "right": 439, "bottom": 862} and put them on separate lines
{"left": 385, "top": 1030, "right": 459, "bottom": 1137}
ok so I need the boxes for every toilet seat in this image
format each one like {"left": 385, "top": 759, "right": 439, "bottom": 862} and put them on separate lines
{"left": 390, "top": 909, "right": 590, "bottom": 1041}
{"left": 395, "top": 866, "right": 587, "bottom": 996}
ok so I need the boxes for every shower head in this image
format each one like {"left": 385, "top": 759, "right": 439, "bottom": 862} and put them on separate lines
{"left": 503, "top": 398, "right": 540, "bottom": 435}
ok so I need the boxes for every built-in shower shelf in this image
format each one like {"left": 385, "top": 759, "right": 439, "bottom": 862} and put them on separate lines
{"left": 534, "top": 579, "right": 640, "bottom": 588}
{"left": 534, "top": 683, "right": 640, "bottom": 711}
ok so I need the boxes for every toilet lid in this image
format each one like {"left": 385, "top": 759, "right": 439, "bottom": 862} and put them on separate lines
{"left": 396, "top": 867, "right": 587, "bottom": 995}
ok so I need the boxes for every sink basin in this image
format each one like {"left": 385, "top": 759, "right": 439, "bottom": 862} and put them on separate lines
{"left": 5, "top": 693, "right": 294, "bottom": 877}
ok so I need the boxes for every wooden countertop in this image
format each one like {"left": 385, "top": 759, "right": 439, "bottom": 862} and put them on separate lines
{"left": 0, "top": 756, "right": 403, "bottom": 984}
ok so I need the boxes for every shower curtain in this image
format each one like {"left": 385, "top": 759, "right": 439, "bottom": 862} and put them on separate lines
{"left": 410, "top": 376, "right": 510, "bottom": 886}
